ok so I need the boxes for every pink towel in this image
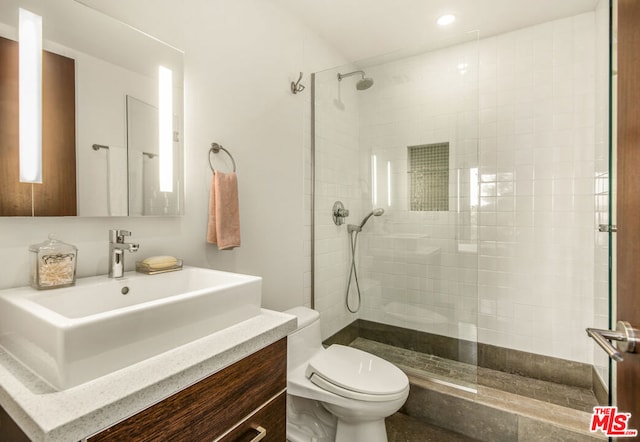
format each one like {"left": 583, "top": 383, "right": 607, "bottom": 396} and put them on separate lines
{"left": 207, "top": 171, "right": 240, "bottom": 250}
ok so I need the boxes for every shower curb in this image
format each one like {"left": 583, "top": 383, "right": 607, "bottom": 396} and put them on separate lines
{"left": 326, "top": 319, "right": 600, "bottom": 391}
{"left": 402, "top": 374, "right": 606, "bottom": 442}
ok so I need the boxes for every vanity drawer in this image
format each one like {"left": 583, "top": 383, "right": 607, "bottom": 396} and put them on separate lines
{"left": 217, "top": 392, "right": 286, "bottom": 442}
{"left": 88, "top": 338, "right": 286, "bottom": 441}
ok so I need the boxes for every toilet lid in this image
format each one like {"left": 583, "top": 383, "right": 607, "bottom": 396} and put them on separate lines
{"left": 305, "top": 345, "right": 408, "bottom": 399}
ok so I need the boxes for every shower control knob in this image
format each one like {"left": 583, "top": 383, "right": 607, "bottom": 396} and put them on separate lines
{"left": 332, "top": 201, "right": 349, "bottom": 226}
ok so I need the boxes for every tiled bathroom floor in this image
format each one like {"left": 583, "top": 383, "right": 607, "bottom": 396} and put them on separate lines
{"left": 349, "top": 338, "right": 598, "bottom": 413}
{"left": 386, "top": 412, "right": 481, "bottom": 441}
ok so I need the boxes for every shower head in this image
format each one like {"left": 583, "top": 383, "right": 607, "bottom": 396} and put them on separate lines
{"left": 359, "top": 208, "right": 384, "bottom": 229}
{"left": 356, "top": 77, "right": 374, "bottom": 90}
{"left": 337, "top": 70, "right": 374, "bottom": 91}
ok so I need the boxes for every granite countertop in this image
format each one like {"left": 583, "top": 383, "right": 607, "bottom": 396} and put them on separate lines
{"left": 0, "top": 309, "right": 296, "bottom": 442}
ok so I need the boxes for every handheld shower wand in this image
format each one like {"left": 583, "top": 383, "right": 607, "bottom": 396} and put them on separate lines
{"left": 346, "top": 208, "right": 384, "bottom": 312}
{"left": 348, "top": 208, "right": 384, "bottom": 233}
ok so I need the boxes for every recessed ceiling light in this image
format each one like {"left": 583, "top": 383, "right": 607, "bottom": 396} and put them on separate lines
{"left": 437, "top": 14, "right": 456, "bottom": 26}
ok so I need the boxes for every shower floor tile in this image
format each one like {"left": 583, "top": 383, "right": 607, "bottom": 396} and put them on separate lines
{"left": 386, "top": 412, "right": 480, "bottom": 441}
{"left": 349, "top": 338, "right": 598, "bottom": 413}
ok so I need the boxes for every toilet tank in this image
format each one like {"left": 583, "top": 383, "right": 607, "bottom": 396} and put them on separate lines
{"left": 285, "top": 306, "right": 324, "bottom": 370}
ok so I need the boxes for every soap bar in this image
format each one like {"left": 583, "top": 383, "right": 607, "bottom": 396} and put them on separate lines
{"left": 142, "top": 255, "right": 179, "bottom": 270}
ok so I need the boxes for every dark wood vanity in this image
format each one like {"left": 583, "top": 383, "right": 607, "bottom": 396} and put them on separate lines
{"left": 87, "top": 338, "right": 286, "bottom": 441}
{"left": 0, "top": 338, "right": 287, "bottom": 441}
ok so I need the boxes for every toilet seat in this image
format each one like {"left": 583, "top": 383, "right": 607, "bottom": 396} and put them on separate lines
{"left": 305, "top": 345, "right": 409, "bottom": 402}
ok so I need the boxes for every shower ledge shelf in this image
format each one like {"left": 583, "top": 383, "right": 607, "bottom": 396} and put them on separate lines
{"left": 368, "top": 248, "right": 440, "bottom": 264}
{"left": 457, "top": 243, "right": 477, "bottom": 253}
{"left": 383, "top": 301, "right": 449, "bottom": 325}
{"left": 385, "top": 233, "right": 429, "bottom": 239}
{"left": 367, "top": 233, "right": 440, "bottom": 261}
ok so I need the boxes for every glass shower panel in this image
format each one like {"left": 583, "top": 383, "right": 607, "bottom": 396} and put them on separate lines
{"left": 313, "top": 33, "right": 479, "bottom": 391}
{"left": 590, "top": 0, "right": 613, "bottom": 401}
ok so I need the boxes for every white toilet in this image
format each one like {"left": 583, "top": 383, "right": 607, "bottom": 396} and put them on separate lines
{"left": 285, "top": 306, "right": 409, "bottom": 442}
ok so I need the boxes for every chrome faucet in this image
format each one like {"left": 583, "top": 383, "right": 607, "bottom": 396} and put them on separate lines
{"left": 108, "top": 229, "right": 139, "bottom": 278}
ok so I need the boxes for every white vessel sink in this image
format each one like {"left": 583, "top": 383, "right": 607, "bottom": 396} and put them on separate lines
{"left": 0, "top": 267, "right": 261, "bottom": 390}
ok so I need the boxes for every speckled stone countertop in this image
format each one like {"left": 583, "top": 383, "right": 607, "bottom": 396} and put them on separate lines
{"left": 0, "top": 309, "right": 296, "bottom": 442}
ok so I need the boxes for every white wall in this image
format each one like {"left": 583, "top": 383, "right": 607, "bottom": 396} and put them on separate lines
{"left": 180, "top": 0, "right": 345, "bottom": 311}
{"left": 0, "top": 0, "right": 345, "bottom": 313}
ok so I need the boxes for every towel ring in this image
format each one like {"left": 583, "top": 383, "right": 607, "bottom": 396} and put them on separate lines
{"left": 209, "top": 142, "right": 237, "bottom": 174}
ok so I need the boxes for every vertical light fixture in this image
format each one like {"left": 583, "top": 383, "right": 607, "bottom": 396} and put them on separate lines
{"left": 371, "top": 155, "right": 378, "bottom": 205}
{"left": 457, "top": 169, "right": 461, "bottom": 213}
{"left": 470, "top": 167, "right": 479, "bottom": 208}
{"left": 158, "top": 65, "right": 173, "bottom": 192}
{"left": 19, "top": 8, "right": 42, "bottom": 183}
{"left": 387, "top": 161, "right": 392, "bottom": 207}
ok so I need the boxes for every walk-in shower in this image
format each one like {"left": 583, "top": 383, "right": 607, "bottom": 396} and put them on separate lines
{"left": 312, "top": 2, "right": 611, "bottom": 407}
{"left": 346, "top": 208, "right": 384, "bottom": 313}
{"left": 310, "top": 2, "right": 612, "bottom": 435}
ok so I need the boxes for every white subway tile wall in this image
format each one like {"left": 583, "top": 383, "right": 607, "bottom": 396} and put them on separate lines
{"left": 477, "top": 13, "right": 598, "bottom": 362}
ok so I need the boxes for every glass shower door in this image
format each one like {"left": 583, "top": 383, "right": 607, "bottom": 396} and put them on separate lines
{"left": 312, "top": 32, "right": 479, "bottom": 392}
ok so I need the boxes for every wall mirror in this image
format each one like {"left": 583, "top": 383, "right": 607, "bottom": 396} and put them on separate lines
{"left": 0, "top": 0, "right": 184, "bottom": 216}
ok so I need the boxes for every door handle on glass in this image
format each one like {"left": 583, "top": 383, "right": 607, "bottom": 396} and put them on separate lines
{"left": 586, "top": 321, "right": 639, "bottom": 362}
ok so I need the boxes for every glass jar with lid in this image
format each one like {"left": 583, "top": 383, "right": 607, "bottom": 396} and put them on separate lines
{"left": 29, "top": 234, "right": 78, "bottom": 290}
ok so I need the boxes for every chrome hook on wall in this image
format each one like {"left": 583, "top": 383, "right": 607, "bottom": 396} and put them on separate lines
{"left": 291, "top": 72, "right": 305, "bottom": 94}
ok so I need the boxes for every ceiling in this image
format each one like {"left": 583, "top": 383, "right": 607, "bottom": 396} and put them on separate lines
{"left": 78, "top": 0, "right": 600, "bottom": 65}
{"left": 271, "top": 0, "right": 600, "bottom": 62}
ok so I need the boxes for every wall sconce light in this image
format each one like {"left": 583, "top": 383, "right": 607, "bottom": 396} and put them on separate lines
{"left": 158, "top": 65, "right": 173, "bottom": 192}
{"left": 19, "top": 8, "right": 42, "bottom": 184}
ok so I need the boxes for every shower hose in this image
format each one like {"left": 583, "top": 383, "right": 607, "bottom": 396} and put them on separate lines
{"left": 346, "top": 229, "right": 362, "bottom": 313}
